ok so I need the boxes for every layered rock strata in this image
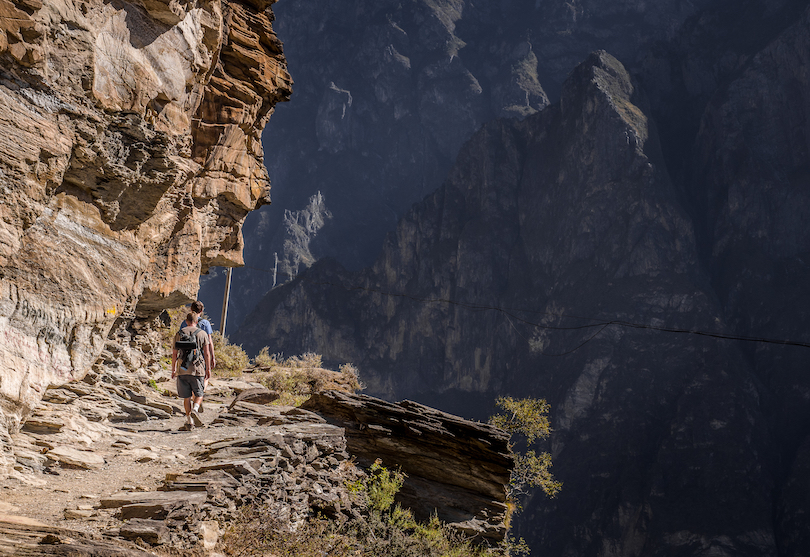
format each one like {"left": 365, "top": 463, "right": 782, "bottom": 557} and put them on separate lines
{"left": 302, "top": 390, "right": 513, "bottom": 542}
{"left": 0, "top": 0, "right": 291, "bottom": 460}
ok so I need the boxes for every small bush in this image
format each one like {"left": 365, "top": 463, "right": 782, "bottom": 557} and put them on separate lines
{"left": 365, "top": 459, "right": 406, "bottom": 514}
{"left": 252, "top": 347, "right": 280, "bottom": 369}
{"left": 260, "top": 369, "right": 310, "bottom": 395}
{"left": 339, "top": 362, "right": 364, "bottom": 392}
{"left": 285, "top": 352, "right": 323, "bottom": 369}
{"left": 212, "top": 332, "right": 250, "bottom": 377}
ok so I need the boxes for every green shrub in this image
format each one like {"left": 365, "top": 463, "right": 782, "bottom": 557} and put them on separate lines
{"left": 488, "top": 396, "right": 562, "bottom": 506}
{"left": 365, "top": 459, "right": 406, "bottom": 514}
{"left": 212, "top": 332, "right": 250, "bottom": 377}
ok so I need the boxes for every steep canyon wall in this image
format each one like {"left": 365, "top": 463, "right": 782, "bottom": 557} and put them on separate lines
{"left": 201, "top": 0, "right": 739, "bottom": 331}
{"left": 234, "top": 2, "right": 810, "bottom": 553}
{"left": 0, "top": 0, "right": 290, "bottom": 463}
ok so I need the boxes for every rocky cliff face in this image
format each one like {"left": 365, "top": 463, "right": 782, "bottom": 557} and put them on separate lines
{"left": 0, "top": 0, "right": 290, "bottom": 467}
{"left": 302, "top": 390, "right": 512, "bottom": 542}
{"left": 200, "top": 0, "right": 733, "bottom": 331}
{"left": 235, "top": 11, "right": 810, "bottom": 551}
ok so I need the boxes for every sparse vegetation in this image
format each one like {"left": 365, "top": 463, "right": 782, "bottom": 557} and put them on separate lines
{"left": 212, "top": 332, "right": 251, "bottom": 377}
{"left": 157, "top": 305, "right": 362, "bottom": 404}
{"left": 220, "top": 459, "right": 500, "bottom": 557}
{"left": 489, "top": 396, "right": 562, "bottom": 507}
{"left": 252, "top": 347, "right": 280, "bottom": 369}
{"left": 339, "top": 362, "right": 363, "bottom": 392}
{"left": 146, "top": 378, "right": 169, "bottom": 396}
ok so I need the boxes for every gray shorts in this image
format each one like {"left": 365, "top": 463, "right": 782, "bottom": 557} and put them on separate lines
{"left": 177, "top": 375, "right": 204, "bottom": 399}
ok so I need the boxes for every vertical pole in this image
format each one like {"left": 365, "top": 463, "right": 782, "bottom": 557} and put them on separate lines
{"left": 220, "top": 267, "right": 233, "bottom": 337}
{"left": 273, "top": 252, "right": 278, "bottom": 289}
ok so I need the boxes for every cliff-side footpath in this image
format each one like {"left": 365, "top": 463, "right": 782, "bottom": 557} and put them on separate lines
{"left": 0, "top": 0, "right": 291, "bottom": 468}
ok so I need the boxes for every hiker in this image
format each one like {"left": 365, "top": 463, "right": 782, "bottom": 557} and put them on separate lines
{"left": 185, "top": 301, "right": 216, "bottom": 412}
{"left": 171, "top": 312, "right": 212, "bottom": 430}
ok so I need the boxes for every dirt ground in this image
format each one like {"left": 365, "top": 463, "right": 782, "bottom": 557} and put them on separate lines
{"left": 0, "top": 398, "right": 236, "bottom": 536}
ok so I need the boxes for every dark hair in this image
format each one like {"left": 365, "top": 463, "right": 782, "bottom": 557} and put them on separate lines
{"left": 186, "top": 312, "right": 198, "bottom": 323}
{"left": 191, "top": 301, "right": 204, "bottom": 314}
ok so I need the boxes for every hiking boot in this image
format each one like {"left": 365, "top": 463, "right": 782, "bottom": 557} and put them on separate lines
{"left": 190, "top": 409, "right": 204, "bottom": 427}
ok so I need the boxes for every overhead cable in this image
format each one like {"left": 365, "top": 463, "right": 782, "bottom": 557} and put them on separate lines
{"left": 237, "top": 264, "right": 810, "bottom": 351}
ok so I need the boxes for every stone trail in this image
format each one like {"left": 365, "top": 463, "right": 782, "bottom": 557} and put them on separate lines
{"left": 0, "top": 368, "right": 512, "bottom": 555}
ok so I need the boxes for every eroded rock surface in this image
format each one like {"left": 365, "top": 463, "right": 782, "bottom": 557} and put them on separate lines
{"left": 1, "top": 363, "right": 512, "bottom": 553}
{"left": 0, "top": 0, "right": 291, "bottom": 462}
{"left": 302, "top": 390, "right": 512, "bottom": 542}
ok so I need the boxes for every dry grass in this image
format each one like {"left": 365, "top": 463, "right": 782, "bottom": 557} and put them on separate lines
{"left": 156, "top": 309, "right": 362, "bottom": 404}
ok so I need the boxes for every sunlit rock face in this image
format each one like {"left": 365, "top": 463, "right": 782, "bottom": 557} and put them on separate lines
{"left": 0, "top": 0, "right": 290, "bottom": 456}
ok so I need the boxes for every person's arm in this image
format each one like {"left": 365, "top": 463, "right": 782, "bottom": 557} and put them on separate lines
{"left": 171, "top": 346, "right": 178, "bottom": 378}
{"left": 203, "top": 337, "right": 212, "bottom": 380}
{"left": 201, "top": 321, "right": 216, "bottom": 369}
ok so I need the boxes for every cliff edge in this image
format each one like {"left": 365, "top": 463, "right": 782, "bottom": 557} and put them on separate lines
{"left": 0, "top": 0, "right": 291, "bottom": 468}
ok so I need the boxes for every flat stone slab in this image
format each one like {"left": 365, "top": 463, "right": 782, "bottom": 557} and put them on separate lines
{"left": 118, "top": 518, "right": 170, "bottom": 545}
{"left": 100, "top": 491, "right": 207, "bottom": 510}
{"left": 0, "top": 515, "right": 155, "bottom": 556}
{"left": 229, "top": 387, "right": 280, "bottom": 408}
{"left": 47, "top": 446, "right": 106, "bottom": 469}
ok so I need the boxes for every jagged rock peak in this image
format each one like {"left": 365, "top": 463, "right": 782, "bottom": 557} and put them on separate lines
{"left": 0, "top": 0, "right": 291, "bottom": 468}
{"left": 562, "top": 50, "right": 648, "bottom": 147}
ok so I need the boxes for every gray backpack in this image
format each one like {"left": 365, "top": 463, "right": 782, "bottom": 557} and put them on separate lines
{"left": 175, "top": 326, "right": 203, "bottom": 372}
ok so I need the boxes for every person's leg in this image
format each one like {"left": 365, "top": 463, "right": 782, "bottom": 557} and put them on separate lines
{"left": 191, "top": 393, "right": 203, "bottom": 412}
{"left": 177, "top": 376, "right": 194, "bottom": 429}
{"left": 199, "top": 378, "right": 208, "bottom": 413}
{"left": 188, "top": 377, "right": 204, "bottom": 427}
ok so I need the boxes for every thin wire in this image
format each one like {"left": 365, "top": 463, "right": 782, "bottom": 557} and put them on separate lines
{"left": 236, "top": 264, "right": 810, "bottom": 350}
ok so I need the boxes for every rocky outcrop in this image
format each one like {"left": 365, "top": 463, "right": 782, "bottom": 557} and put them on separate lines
{"left": 302, "top": 390, "right": 512, "bottom": 542}
{"left": 0, "top": 516, "right": 156, "bottom": 557}
{"left": 0, "top": 0, "right": 290, "bottom": 463}
{"left": 235, "top": 39, "right": 810, "bottom": 556}
{"left": 2, "top": 359, "right": 514, "bottom": 553}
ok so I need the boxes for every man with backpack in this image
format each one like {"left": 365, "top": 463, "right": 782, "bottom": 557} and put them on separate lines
{"left": 171, "top": 312, "right": 213, "bottom": 430}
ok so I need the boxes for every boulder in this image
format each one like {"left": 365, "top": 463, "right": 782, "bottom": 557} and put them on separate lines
{"left": 46, "top": 446, "right": 105, "bottom": 470}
